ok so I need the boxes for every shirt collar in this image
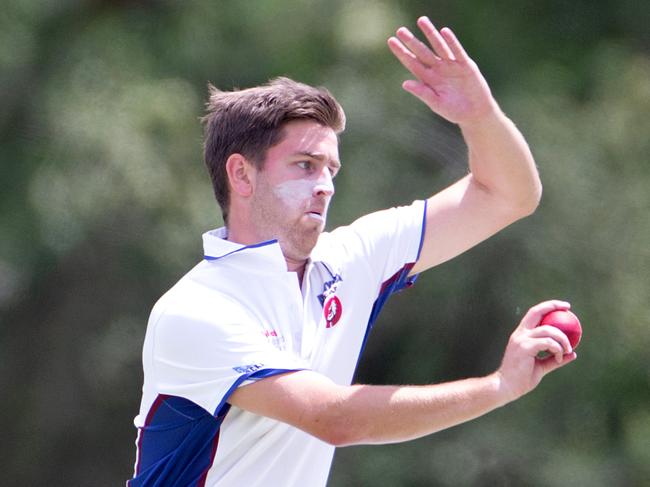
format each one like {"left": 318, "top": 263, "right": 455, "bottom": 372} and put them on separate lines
{"left": 202, "top": 227, "right": 330, "bottom": 274}
{"left": 202, "top": 227, "right": 288, "bottom": 272}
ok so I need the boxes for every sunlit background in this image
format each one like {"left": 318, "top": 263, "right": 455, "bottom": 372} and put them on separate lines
{"left": 1, "top": 1, "right": 649, "bottom": 485}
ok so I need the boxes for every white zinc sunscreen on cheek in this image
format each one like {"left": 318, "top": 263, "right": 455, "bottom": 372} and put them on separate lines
{"left": 273, "top": 179, "right": 319, "bottom": 208}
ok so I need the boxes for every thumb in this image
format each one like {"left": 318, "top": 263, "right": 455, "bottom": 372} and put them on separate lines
{"left": 402, "top": 80, "right": 440, "bottom": 110}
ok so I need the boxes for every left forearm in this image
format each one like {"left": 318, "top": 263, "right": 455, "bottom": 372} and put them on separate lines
{"left": 460, "top": 105, "right": 541, "bottom": 213}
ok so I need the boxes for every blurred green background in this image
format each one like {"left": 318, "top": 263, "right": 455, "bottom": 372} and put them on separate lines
{"left": 1, "top": 0, "right": 649, "bottom": 485}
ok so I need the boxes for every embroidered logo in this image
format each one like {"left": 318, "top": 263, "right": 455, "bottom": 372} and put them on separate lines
{"left": 318, "top": 273, "right": 343, "bottom": 306}
{"left": 324, "top": 296, "right": 343, "bottom": 328}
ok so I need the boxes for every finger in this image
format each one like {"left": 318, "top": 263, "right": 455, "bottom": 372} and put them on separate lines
{"left": 519, "top": 300, "right": 571, "bottom": 330}
{"left": 439, "top": 27, "right": 471, "bottom": 64}
{"left": 387, "top": 37, "right": 430, "bottom": 81}
{"left": 416, "top": 16, "right": 455, "bottom": 60}
{"left": 531, "top": 332, "right": 573, "bottom": 364}
{"left": 402, "top": 79, "right": 440, "bottom": 109}
{"left": 539, "top": 352, "right": 577, "bottom": 374}
{"left": 395, "top": 27, "right": 440, "bottom": 66}
{"left": 524, "top": 336, "right": 563, "bottom": 357}
{"left": 529, "top": 326, "right": 573, "bottom": 354}
{"left": 526, "top": 337, "right": 568, "bottom": 364}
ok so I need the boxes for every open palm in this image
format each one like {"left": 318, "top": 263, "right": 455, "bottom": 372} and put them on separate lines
{"left": 388, "top": 17, "right": 496, "bottom": 125}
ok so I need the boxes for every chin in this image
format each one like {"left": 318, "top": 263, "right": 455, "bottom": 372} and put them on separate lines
{"left": 297, "top": 236, "right": 320, "bottom": 258}
{"left": 282, "top": 232, "right": 321, "bottom": 261}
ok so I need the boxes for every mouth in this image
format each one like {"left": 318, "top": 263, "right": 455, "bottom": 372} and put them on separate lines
{"left": 305, "top": 207, "right": 325, "bottom": 222}
{"left": 306, "top": 209, "right": 325, "bottom": 222}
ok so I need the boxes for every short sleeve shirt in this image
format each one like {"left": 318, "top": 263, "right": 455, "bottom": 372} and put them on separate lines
{"left": 129, "top": 200, "right": 427, "bottom": 487}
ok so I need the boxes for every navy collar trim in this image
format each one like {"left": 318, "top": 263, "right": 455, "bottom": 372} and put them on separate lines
{"left": 203, "top": 239, "right": 278, "bottom": 261}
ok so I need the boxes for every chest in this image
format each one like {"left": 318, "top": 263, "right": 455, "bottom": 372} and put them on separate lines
{"left": 231, "top": 263, "right": 378, "bottom": 382}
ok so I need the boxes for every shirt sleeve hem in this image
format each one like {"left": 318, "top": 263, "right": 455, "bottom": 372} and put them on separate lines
{"left": 212, "top": 368, "right": 307, "bottom": 417}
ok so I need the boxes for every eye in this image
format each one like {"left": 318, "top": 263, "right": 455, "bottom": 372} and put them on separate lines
{"left": 297, "top": 161, "right": 312, "bottom": 171}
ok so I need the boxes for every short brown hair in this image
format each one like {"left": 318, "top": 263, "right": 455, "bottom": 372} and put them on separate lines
{"left": 202, "top": 77, "right": 346, "bottom": 223}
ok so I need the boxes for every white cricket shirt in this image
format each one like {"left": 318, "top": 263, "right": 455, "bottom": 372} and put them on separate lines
{"left": 129, "top": 200, "right": 426, "bottom": 487}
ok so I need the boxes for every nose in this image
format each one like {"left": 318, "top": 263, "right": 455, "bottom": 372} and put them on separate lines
{"left": 313, "top": 167, "right": 335, "bottom": 197}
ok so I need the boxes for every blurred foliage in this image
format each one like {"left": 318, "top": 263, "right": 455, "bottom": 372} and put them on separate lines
{"left": 1, "top": 0, "right": 648, "bottom": 485}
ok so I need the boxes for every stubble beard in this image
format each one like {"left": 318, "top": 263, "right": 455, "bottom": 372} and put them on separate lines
{"left": 250, "top": 183, "right": 324, "bottom": 262}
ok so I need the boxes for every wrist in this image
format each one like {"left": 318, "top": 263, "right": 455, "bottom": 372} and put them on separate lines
{"left": 489, "top": 371, "right": 518, "bottom": 407}
{"left": 458, "top": 100, "right": 504, "bottom": 134}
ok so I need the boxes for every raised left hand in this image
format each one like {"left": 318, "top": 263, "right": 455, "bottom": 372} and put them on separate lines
{"left": 388, "top": 16, "right": 497, "bottom": 125}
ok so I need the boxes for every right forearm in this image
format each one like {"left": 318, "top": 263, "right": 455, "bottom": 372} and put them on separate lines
{"left": 329, "top": 301, "right": 578, "bottom": 446}
{"left": 328, "top": 373, "right": 510, "bottom": 446}
{"left": 230, "top": 302, "right": 576, "bottom": 448}
{"left": 230, "top": 369, "right": 510, "bottom": 447}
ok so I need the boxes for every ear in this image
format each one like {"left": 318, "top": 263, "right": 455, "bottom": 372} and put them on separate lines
{"left": 225, "top": 154, "right": 256, "bottom": 198}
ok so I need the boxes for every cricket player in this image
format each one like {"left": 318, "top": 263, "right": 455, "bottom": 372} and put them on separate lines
{"left": 129, "top": 16, "right": 576, "bottom": 486}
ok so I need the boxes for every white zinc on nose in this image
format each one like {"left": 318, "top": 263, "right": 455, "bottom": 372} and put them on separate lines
{"left": 313, "top": 169, "right": 335, "bottom": 196}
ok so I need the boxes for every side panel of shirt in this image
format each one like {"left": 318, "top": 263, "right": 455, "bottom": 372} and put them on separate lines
{"left": 131, "top": 262, "right": 309, "bottom": 485}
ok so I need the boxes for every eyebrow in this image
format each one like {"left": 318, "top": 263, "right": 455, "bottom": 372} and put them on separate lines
{"left": 293, "top": 151, "right": 342, "bottom": 168}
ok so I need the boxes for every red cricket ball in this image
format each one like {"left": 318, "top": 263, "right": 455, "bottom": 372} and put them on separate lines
{"left": 539, "top": 309, "right": 582, "bottom": 349}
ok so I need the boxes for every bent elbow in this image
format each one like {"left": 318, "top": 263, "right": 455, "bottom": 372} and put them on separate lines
{"left": 309, "top": 416, "right": 368, "bottom": 448}
{"left": 511, "top": 177, "right": 542, "bottom": 219}
{"left": 522, "top": 180, "right": 542, "bottom": 216}
{"left": 318, "top": 431, "right": 349, "bottom": 447}
{"left": 323, "top": 434, "right": 367, "bottom": 448}
{"left": 520, "top": 192, "right": 541, "bottom": 217}
{"left": 313, "top": 421, "right": 363, "bottom": 447}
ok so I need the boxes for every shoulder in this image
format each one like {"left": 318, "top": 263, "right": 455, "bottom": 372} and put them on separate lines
{"left": 314, "top": 200, "right": 426, "bottom": 259}
{"left": 149, "top": 262, "right": 259, "bottom": 340}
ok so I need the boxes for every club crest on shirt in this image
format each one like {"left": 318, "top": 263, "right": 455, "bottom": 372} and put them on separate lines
{"left": 323, "top": 296, "right": 343, "bottom": 328}
{"left": 318, "top": 273, "right": 343, "bottom": 306}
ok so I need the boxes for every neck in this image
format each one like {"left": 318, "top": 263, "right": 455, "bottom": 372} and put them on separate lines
{"left": 224, "top": 217, "right": 260, "bottom": 248}
{"left": 225, "top": 222, "right": 308, "bottom": 281}
{"left": 285, "top": 255, "right": 308, "bottom": 283}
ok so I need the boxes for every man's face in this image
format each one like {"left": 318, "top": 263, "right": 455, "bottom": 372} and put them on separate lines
{"left": 250, "top": 120, "right": 341, "bottom": 262}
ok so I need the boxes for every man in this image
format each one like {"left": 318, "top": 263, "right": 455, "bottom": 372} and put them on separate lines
{"left": 129, "top": 17, "right": 576, "bottom": 487}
